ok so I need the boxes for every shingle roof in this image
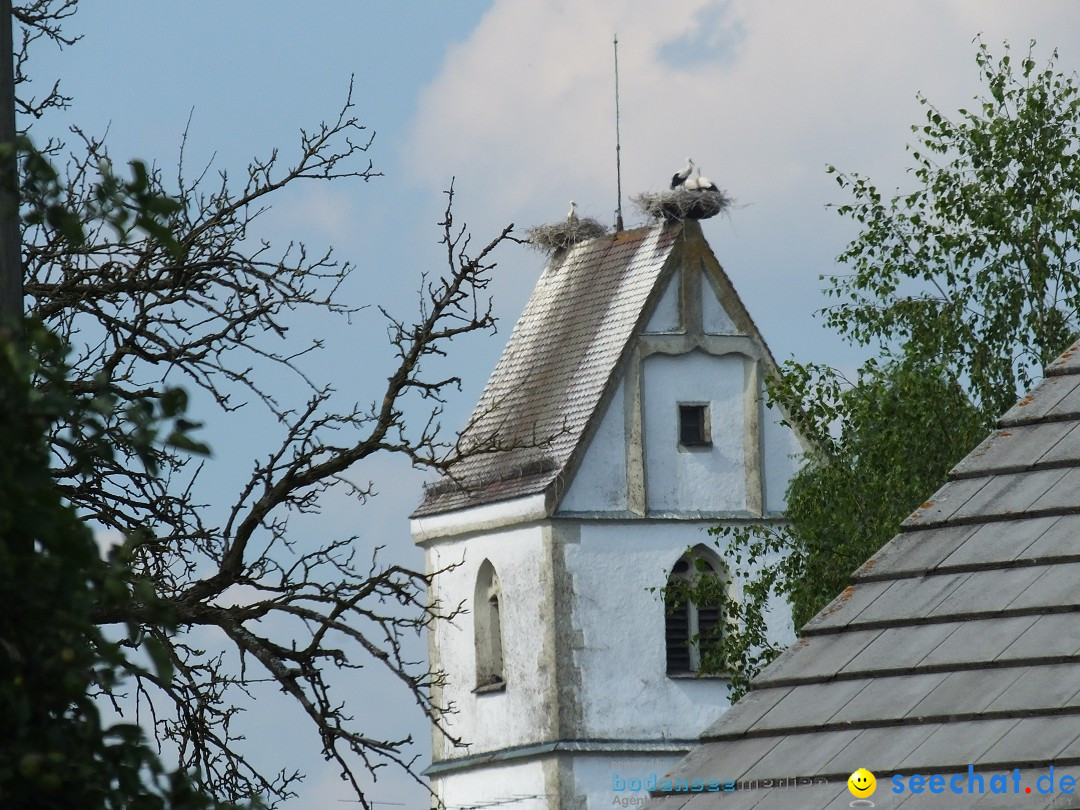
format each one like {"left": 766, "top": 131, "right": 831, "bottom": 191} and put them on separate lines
{"left": 649, "top": 340, "right": 1080, "bottom": 810}
{"left": 412, "top": 223, "right": 684, "bottom": 517}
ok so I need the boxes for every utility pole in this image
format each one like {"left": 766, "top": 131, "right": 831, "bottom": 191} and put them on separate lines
{"left": 0, "top": 0, "right": 21, "bottom": 322}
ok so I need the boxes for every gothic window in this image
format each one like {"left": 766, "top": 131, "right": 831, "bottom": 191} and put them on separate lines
{"left": 665, "top": 548, "right": 724, "bottom": 675}
{"left": 474, "top": 560, "right": 505, "bottom": 691}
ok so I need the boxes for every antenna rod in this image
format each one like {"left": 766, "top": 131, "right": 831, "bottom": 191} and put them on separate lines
{"left": 613, "top": 34, "right": 624, "bottom": 232}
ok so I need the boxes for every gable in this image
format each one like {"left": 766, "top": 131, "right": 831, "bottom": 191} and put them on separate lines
{"left": 557, "top": 228, "right": 804, "bottom": 518}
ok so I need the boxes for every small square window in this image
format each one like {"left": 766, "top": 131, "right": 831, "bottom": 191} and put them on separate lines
{"left": 679, "top": 404, "right": 710, "bottom": 447}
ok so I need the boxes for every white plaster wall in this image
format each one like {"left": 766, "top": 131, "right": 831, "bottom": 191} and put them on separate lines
{"left": 761, "top": 390, "right": 805, "bottom": 515}
{"left": 560, "top": 380, "right": 628, "bottom": 513}
{"left": 561, "top": 521, "right": 739, "bottom": 740}
{"left": 573, "top": 753, "right": 685, "bottom": 810}
{"left": 700, "top": 272, "right": 738, "bottom": 335}
{"left": 432, "top": 759, "right": 549, "bottom": 810}
{"left": 642, "top": 272, "right": 680, "bottom": 334}
{"left": 426, "top": 524, "right": 554, "bottom": 760}
{"left": 642, "top": 352, "right": 746, "bottom": 514}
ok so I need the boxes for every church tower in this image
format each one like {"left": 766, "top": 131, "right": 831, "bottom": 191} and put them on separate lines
{"left": 411, "top": 220, "right": 805, "bottom": 810}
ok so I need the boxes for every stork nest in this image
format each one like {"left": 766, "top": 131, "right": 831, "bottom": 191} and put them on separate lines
{"left": 633, "top": 187, "right": 732, "bottom": 221}
{"left": 526, "top": 217, "right": 609, "bottom": 255}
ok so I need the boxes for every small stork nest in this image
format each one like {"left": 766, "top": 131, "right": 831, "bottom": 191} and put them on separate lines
{"left": 527, "top": 217, "right": 609, "bottom": 255}
{"left": 633, "top": 187, "right": 732, "bottom": 222}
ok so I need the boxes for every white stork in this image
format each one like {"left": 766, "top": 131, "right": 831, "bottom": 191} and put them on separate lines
{"left": 670, "top": 157, "right": 694, "bottom": 189}
{"left": 567, "top": 200, "right": 578, "bottom": 223}
{"left": 685, "top": 167, "right": 718, "bottom": 192}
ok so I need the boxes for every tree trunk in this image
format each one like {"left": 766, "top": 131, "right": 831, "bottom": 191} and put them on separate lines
{"left": 0, "top": 0, "right": 21, "bottom": 322}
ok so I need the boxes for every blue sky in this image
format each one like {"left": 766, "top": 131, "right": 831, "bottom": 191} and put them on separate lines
{"left": 26, "top": 2, "right": 1080, "bottom": 807}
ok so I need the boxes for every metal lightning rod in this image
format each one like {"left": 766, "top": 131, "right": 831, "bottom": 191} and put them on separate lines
{"left": 613, "top": 34, "right": 624, "bottom": 232}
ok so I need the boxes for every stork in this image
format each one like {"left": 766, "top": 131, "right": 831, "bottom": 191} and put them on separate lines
{"left": 685, "top": 167, "right": 718, "bottom": 192}
{"left": 670, "top": 157, "right": 694, "bottom": 189}
{"left": 567, "top": 200, "right": 578, "bottom": 223}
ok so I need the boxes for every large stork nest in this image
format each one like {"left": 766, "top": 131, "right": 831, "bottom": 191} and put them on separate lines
{"left": 632, "top": 187, "right": 732, "bottom": 221}
{"left": 526, "top": 217, "right": 609, "bottom": 255}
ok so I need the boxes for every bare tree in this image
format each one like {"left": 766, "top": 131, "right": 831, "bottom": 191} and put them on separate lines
{"left": 14, "top": 2, "right": 525, "bottom": 806}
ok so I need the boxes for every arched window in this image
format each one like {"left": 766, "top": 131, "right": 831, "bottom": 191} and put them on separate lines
{"left": 665, "top": 547, "right": 724, "bottom": 675}
{"left": 474, "top": 560, "right": 505, "bottom": 690}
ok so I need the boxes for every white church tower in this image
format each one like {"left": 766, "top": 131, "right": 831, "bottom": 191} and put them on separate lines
{"left": 410, "top": 220, "right": 805, "bottom": 810}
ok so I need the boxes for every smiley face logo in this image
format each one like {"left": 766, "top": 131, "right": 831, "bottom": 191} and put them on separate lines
{"left": 848, "top": 768, "right": 876, "bottom": 798}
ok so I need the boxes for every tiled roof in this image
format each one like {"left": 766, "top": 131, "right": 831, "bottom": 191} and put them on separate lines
{"left": 412, "top": 223, "right": 684, "bottom": 517}
{"left": 649, "top": 340, "right": 1080, "bottom": 810}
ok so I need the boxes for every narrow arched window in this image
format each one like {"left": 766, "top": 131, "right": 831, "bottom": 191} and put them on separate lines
{"left": 474, "top": 560, "right": 505, "bottom": 690}
{"left": 665, "top": 548, "right": 724, "bottom": 675}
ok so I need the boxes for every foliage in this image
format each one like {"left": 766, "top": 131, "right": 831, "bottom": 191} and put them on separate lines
{"left": 10, "top": 132, "right": 182, "bottom": 258}
{"left": 682, "top": 40, "right": 1080, "bottom": 695}
{"left": 766, "top": 358, "right": 989, "bottom": 627}
{"left": 0, "top": 323, "right": 231, "bottom": 810}
{"left": 825, "top": 40, "right": 1080, "bottom": 417}
{"left": 13, "top": 2, "right": 522, "bottom": 807}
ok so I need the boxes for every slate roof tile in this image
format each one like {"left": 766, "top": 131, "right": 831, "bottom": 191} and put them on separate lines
{"left": 977, "top": 717, "right": 1080, "bottom": 766}
{"left": 951, "top": 470, "right": 1070, "bottom": 522}
{"left": 985, "top": 664, "right": 1080, "bottom": 711}
{"left": 827, "top": 673, "right": 950, "bottom": 724}
{"left": 999, "top": 374, "right": 1080, "bottom": 426}
{"left": 753, "top": 629, "right": 883, "bottom": 685}
{"left": 996, "top": 614, "right": 1080, "bottom": 660}
{"left": 1021, "top": 514, "right": 1080, "bottom": 558}
{"left": 897, "top": 718, "right": 1022, "bottom": 771}
{"left": 951, "top": 421, "right": 1075, "bottom": 478}
{"left": 907, "top": 667, "right": 1026, "bottom": 717}
{"left": 1046, "top": 341, "right": 1080, "bottom": 376}
{"left": 820, "top": 724, "right": 941, "bottom": 774}
{"left": 838, "top": 623, "right": 959, "bottom": 675}
{"left": 1045, "top": 380, "right": 1080, "bottom": 422}
{"left": 854, "top": 571, "right": 969, "bottom": 625}
{"left": 854, "top": 525, "right": 980, "bottom": 579}
{"left": 902, "top": 477, "right": 992, "bottom": 527}
{"left": 925, "top": 567, "right": 1046, "bottom": 617}
{"left": 919, "top": 615, "right": 1040, "bottom": 667}
{"left": 701, "top": 688, "right": 790, "bottom": 738}
{"left": 740, "top": 730, "right": 863, "bottom": 780}
{"left": 750, "top": 679, "right": 870, "bottom": 732}
{"left": 1029, "top": 467, "right": 1080, "bottom": 512}
{"left": 1036, "top": 422, "right": 1080, "bottom": 466}
{"left": 940, "top": 517, "right": 1061, "bottom": 568}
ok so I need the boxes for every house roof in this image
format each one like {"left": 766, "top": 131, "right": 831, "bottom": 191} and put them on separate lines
{"left": 413, "top": 222, "right": 688, "bottom": 518}
{"left": 649, "top": 341, "right": 1080, "bottom": 810}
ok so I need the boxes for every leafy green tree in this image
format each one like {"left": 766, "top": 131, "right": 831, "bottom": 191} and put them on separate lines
{"left": 1, "top": 81, "right": 227, "bottom": 806}
{"left": 686, "top": 40, "right": 1080, "bottom": 694}
{"left": 826, "top": 39, "right": 1080, "bottom": 416}
{"left": 0, "top": 323, "right": 228, "bottom": 810}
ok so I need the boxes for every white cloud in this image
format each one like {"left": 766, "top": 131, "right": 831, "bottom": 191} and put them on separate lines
{"left": 403, "top": 0, "right": 1080, "bottom": 370}
{"left": 259, "top": 184, "right": 364, "bottom": 249}
{"left": 406, "top": 0, "right": 1080, "bottom": 219}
